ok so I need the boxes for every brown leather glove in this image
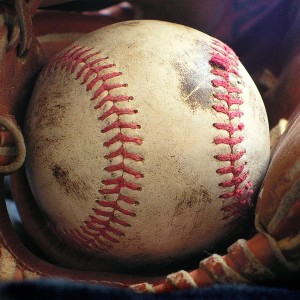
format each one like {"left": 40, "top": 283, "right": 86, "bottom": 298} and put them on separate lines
{"left": 0, "top": 0, "right": 44, "bottom": 173}
{"left": 0, "top": 0, "right": 154, "bottom": 286}
{"left": 131, "top": 107, "right": 300, "bottom": 292}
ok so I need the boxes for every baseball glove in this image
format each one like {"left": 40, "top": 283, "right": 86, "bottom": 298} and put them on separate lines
{"left": 132, "top": 103, "right": 300, "bottom": 291}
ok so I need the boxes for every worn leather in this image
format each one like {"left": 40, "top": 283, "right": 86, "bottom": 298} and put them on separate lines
{"left": 0, "top": 0, "right": 300, "bottom": 292}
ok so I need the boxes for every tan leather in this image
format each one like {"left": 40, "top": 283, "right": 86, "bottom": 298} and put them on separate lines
{"left": 0, "top": 1, "right": 45, "bottom": 172}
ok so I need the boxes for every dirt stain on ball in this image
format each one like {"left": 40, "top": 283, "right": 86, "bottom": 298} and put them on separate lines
{"left": 174, "top": 187, "right": 211, "bottom": 217}
{"left": 51, "top": 164, "right": 88, "bottom": 201}
{"left": 173, "top": 60, "right": 212, "bottom": 111}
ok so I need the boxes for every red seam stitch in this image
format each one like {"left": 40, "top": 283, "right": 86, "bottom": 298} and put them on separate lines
{"left": 101, "top": 120, "right": 141, "bottom": 133}
{"left": 77, "top": 60, "right": 113, "bottom": 82}
{"left": 213, "top": 122, "right": 245, "bottom": 135}
{"left": 86, "top": 73, "right": 122, "bottom": 91}
{"left": 218, "top": 171, "right": 248, "bottom": 188}
{"left": 212, "top": 105, "right": 244, "bottom": 120}
{"left": 86, "top": 218, "right": 125, "bottom": 236}
{"left": 99, "top": 105, "right": 137, "bottom": 121}
{"left": 103, "top": 132, "right": 142, "bottom": 147}
{"left": 94, "top": 94, "right": 133, "bottom": 109}
{"left": 45, "top": 45, "right": 143, "bottom": 253}
{"left": 104, "top": 145, "right": 143, "bottom": 161}
{"left": 105, "top": 162, "right": 144, "bottom": 179}
{"left": 212, "top": 79, "right": 242, "bottom": 93}
{"left": 209, "top": 39, "right": 254, "bottom": 222}
{"left": 214, "top": 136, "right": 244, "bottom": 147}
{"left": 216, "top": 164, "right": 245, "bottom": 176}
{"left": 81, "top": 225, "right": 119, "bottom": 244}
{"left": 213, "top": 94, "right": 244, "bottom": 106}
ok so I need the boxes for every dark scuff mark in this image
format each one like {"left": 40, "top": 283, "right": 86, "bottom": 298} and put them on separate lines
{"left": 51, "top": 164, "right": 87, "bottom": 200}
{"left": 173, "top": 57, "right": 212, "bottom": 112}
{"left": 174, "top": 187, "right": 211, "bottom": 218}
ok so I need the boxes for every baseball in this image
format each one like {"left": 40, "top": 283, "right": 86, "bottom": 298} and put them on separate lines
{"left": 24, "top": 20, "right": 270, "bottom": 270}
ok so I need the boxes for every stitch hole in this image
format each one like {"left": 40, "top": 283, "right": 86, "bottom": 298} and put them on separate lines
{"left": 92, "top": 91, "right": 108, "bottom": 103}
{"left": 210, "top": 61, "right": 226, "bottom": 70}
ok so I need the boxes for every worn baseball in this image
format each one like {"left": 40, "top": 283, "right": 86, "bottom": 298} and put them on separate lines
{"left": 24, "top": 20, "right": 270, "bottom": 269}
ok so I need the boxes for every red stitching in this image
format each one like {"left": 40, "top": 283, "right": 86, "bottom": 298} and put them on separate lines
{"left": 99, "top": 105, "right": 137, "bottom": 122}
{"left": 209, "top": 39, "right": 254, "bottom": 222}
{"left": 45, "top": 45, "right": 143, "bottom": 252}
{"left": 212, "top": 105, "right": 243, "bottom": 120}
